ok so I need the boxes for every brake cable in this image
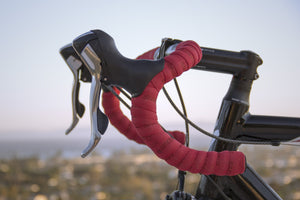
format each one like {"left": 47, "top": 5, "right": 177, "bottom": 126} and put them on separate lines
{"left": 157, "top": 38, "right": 190, "bottom": 193}
{"left": 172, "top": 78, "right": 190, "bottom": 147}
{"left": 165, "top": 77, "right": 232, "bottom": 200}
{"left": 116, "top": 86, "right": 132, "bottom": 101}
{"left": 161, "top": 87, "right": 282, "bottom": 145}
{"left": 157, "top": 38, "right": 247, "bottom": 145}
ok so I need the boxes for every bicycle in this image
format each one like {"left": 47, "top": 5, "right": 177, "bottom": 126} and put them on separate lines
{"left": 60, "top": 29, "right": 300, "bottom": 200}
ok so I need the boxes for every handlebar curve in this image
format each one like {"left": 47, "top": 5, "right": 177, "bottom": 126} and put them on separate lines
{"left": 131, "top": 41, "right": 245, "bottom": 176}
{"left": 73, "top": 29, "right": 245, "bottom": 175}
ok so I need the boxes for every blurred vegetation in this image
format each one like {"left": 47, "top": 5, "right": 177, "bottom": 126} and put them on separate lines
{"left": 0, "top": 146, "right": 299, "bottom": 200}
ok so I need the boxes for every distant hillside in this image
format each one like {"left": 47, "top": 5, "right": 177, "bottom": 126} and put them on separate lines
{"left": 0, "top": 122, "right": 214, "bottom": 159}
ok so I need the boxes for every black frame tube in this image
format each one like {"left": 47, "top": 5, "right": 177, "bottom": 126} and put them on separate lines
{"left": 238, "top": 114, "right": 300, "bottom": 143}
{"left": 191, "top": 47, "right": 300, "bottom": 199}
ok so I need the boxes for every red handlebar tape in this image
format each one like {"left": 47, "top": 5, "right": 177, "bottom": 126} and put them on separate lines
{"left": 102, "top": 88, "right": 185, "bottom": 145}
{"left": 104, "top": 41, "right": 246, "bottom": 176}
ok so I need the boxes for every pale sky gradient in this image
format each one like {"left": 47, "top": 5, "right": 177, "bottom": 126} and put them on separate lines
{"left": 0, "top": 0, "right": 299, "bottom": 136}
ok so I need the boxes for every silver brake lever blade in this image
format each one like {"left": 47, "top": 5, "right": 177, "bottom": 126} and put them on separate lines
{"left": 80, "top": 44, "right": 109, "bottom": 158}
{"left": 65, "top": 55, "right": 85, "bottom": 135}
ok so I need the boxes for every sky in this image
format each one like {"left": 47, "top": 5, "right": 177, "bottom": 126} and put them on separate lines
{"left": 0, "top": 0, "right": 299, "bottom": 139}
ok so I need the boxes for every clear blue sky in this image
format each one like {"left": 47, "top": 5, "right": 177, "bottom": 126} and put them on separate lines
{"left": 0, "top": 0, "right": 299, "bottom": 135}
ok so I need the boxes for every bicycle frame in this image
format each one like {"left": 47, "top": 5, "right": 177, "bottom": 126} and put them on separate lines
{"left": 62, "top": 33, "right": 300, "bottom": 199}
{"left": 190, "top": 47, "right": 300, "bottom": 200}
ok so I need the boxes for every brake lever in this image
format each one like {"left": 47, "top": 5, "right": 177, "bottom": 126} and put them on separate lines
{"left": 60, "top": 44, "right": 85, "bottom": 135}
{"left": 72, "top": 39, "right": 109, "bottom": 158}
{"left": 71, "top": 30, "right": 164, "bottom": 156}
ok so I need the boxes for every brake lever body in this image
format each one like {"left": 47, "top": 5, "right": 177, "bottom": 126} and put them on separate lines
{"left": 71, "top": 30, "right": 163, "bottom": 157}
{"left": 73, "top": 30, "right": 164, "bottom": 97}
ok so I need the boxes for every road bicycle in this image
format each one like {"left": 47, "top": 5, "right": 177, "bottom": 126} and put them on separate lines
{"left": 60, "top": 29, "right": 300, "bottom": 200}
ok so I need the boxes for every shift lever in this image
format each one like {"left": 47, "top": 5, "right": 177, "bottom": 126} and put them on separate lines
{"left": 60, "top": 44, "right": 85, "bottom": 135}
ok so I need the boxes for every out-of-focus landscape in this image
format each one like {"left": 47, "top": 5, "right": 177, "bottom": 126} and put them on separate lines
{"left": 0, "top": 1, "right": 299, "bottom": 200}
{"left": 0, "top": 130, "right": 299, "bottom": 200}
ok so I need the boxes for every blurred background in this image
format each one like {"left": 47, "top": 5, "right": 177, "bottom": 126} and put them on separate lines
{"left": 0, "top": 0, "right": 299, "bottom": 199}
